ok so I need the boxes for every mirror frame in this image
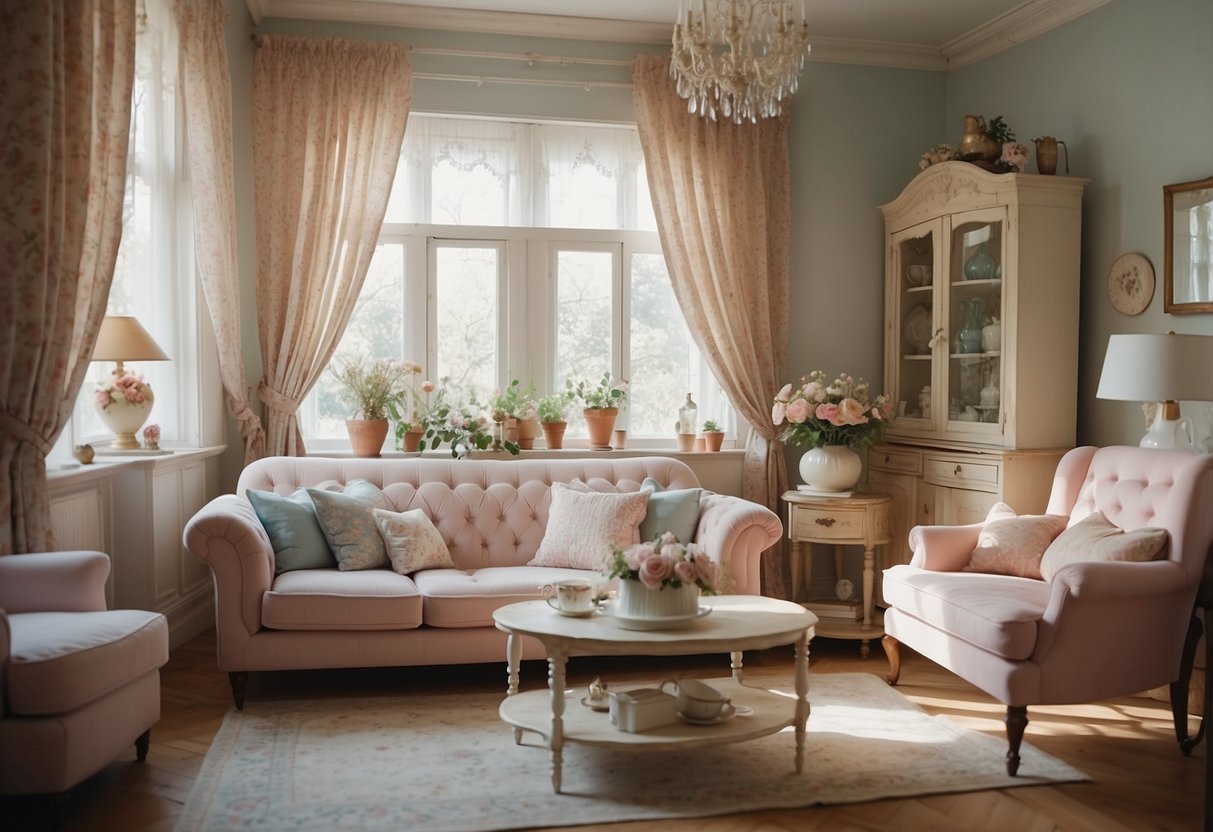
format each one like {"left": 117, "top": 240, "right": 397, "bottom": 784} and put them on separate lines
{"left": 1164, "top": 174, "right": 1213, "bottom": 314}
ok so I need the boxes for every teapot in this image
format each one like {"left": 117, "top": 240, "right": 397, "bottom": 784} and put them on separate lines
{"left": 1032, "top": 136, "right": 1069, "bottom": 175}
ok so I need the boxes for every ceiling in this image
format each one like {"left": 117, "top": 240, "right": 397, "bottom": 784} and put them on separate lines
{"left": 246, "top": 0, "right": 1112, "bottom": 69}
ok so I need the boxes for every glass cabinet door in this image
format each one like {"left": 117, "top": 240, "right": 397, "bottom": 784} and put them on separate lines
{"left": 945, "top": 208, "right": 1006, "bottom": 437}
{"left": 890, "top": 221, "right": 940, "bottom": 433}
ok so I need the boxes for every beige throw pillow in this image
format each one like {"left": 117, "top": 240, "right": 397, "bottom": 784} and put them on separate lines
{"left": 373, "top": 508, "right": 456, "bottom": 575}
{"left": 529, "top": 483, "right": 650, "bottom": 570}
{"left": 1039, "top": 511, "right": 1169, "bottom": 581}
{"left": 963, "top": 502, "right": 1069, "bottom": 580}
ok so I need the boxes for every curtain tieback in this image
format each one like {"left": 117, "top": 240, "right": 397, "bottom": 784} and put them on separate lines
{"left": 0, "top": 410, "right": 53, "bottom": 456}
{"left": 257, "top": 382, "right": 300, "bottom": 416}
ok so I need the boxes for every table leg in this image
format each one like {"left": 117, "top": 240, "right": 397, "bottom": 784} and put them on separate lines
{"left": 861, "top": 545, "right": 875, "bottom": 627}
{"left": 507, "top": 632, "right": 523, "bottom": 745}
{"left": 833, "top": 544, "right": 844, "bottom": 591}
{"left": 547, "top": 648, "right": 567, "bottom": 794}
{"left": 794, "top": 629, "right": 810, "bottom": 774}
{"left": 730, "top": 650, "right": 744, "bottom": 683}
{"left": 789, "top": 539, "right": 803, "bottom": 603}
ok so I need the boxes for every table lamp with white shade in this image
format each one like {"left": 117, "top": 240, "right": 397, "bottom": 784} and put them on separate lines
{"left": 91, "top": 315, "right": 169, "bottom": 450}
{"left": 1096, "top": 332, "right": 1213, "bottom": 450}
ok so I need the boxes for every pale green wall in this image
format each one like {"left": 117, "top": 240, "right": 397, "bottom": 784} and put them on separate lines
{"left": 946, "top": 0, "right": 1213, "bottom": 446}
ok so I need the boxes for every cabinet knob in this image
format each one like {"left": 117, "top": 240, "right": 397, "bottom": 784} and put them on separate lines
{"left": 954, "top": 464, "right": 963, "bottom": 476}
{"left": 814, "top": 517, "right": 836, "bottom": 528}
{"left": 884, "top": 454, "right": 890, "bottom": 464}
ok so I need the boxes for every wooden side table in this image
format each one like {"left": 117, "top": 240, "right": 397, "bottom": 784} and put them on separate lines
{"left": 781, "top": 491, "right": 892, "bottom": 658}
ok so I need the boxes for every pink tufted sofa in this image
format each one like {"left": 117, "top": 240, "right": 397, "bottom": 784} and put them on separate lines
{"left": 184, "top": 456, "right": 782, "bottom": 707}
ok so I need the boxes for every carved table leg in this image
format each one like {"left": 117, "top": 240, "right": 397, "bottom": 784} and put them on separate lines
{"left": 789, "top": 539, "right": 804, "bottom": 603}
{"left": 730, "top": 650, "right": 744, "bottom": 683}
{"left": 882, "top": 635, "right": 901, "bottom": 685}
{"left": 507, "top": 632, "right": 523, "bottom": 745}
{"left": 1005, "top": 705, "right": 1029, "bottom": 776}
{"left": 793, "top": 629, "right": 810, "bottom": 774}
{"left": 547, "top": 648, "right": 567, "bottom": 794}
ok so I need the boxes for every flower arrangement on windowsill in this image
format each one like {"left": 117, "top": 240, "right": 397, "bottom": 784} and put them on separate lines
{"left": 331, "top": 357, "right": 414, "bottom": 421}
{"left": 772, "top": 371, "right": 893, "bottom": 449}
{"left": 606, "top": 533, "right": 718, "bottom": 594}
{"left": 413, "top": 379, "right": 520, "bottom": 458}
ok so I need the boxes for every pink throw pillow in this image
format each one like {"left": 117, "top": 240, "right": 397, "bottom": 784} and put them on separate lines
{"left": 1039, "top": 511, "right": 1169, "bottom": 581}
{"left": 529, "top": 483, "right": 650, "bottom": 570}
{"left": 963, "top": 502, "right": 1069, "bottom": 580}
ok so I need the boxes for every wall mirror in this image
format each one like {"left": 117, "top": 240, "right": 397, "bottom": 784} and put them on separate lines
{"left": 1164, "top": 175, "right": 1213, "bottom": 314}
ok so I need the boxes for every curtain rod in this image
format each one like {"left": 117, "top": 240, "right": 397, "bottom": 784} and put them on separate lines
{"left": 250, "top": 36, "right": 633, "bottom": 70}
{"left": 414, "top": 72, "right": 630, "bottom": 91}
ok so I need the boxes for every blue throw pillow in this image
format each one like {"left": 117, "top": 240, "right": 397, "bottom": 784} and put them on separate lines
{"left": 247, "top": 489, "right": 336, "bottom": 575}
{"left": 638, "top": 477, "right": 703, "bottom": 544}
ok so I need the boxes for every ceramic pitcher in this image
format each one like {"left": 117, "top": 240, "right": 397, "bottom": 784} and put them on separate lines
{"left": 1033, "top": 136, "right": 1069, "bottom": 175}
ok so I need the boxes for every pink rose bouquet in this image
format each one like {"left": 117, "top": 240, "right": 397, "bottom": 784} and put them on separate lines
{"left": 773, "top": 370, "right": 893, "bottom": 449}
{"left": 606, "top": 532, "right": 718, "bottom": 594}
{"left": 95, "top": 370, "right": 151, "bottom": 410}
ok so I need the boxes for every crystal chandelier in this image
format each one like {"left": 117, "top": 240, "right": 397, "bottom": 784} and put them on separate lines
{"left": 671, "top": 0, "right": 811, "bottom": 124}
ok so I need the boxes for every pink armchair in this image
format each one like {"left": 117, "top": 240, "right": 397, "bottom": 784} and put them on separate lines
{"left": 882, "top": 446, "right": 1213, "bottom": 775}
{"left": 0, "top": 551, "right": 168, "bottom": 795}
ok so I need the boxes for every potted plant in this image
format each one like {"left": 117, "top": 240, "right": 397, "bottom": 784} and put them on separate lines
{"left": 490, "top": 379, "right": 539, "bottom": 449}
{"left": 386, "top": 361, "right": 426, "bottom": 451}
{"left": 417, "top": 379, "right": 519, "bottom": 458}
{"left": 537, "top": 390, "right": 572, "bottom": 450}
{"left": 332, "top": 356, "right": 412, "bottom": 457}
{"left": 575, "top": 371, "right": 628, "bottom": 450}
{"left": 701, "top": 419, "right": 724, "bottom": 452}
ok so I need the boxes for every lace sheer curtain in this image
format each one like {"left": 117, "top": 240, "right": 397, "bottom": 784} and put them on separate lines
{"left": 253, "top": 36, "right": 412, "bottom": 456}
{"left": 0, "top": 1, "right": 136, "bottom": 553}
{"left": 632, "top": 54, "right": 792, "bottom": 597}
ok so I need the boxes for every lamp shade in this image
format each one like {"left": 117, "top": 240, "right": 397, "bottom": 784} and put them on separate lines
{"left": 92, "top": 316, "right": 169, "bottom": 362}
{"left": 1096, "top": 333, "right": 1213, "bottom": 403}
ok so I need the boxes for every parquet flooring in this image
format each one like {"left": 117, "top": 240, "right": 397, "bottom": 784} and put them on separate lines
{"left": 2, "top": 631, "right": 1205, "bottom": 831}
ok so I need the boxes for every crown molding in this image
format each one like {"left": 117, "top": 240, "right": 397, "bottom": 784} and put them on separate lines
{"left": 942, "top": 0, "right": 1113, "bottom": 69}
{"left": 244, "top": 0, "right": 272, "bottom": 26}
{"left": 809, "top": 38, "right": 947, "bottom": 72}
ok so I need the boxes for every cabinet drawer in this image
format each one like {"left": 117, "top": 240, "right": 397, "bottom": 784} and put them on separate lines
{"left": 869, "top": 447, "right": 921, "bottom": 475}
{"left": 923, "top": 458, "right": 1000, "bottom": 491}
{"left": 789, "top": 505, "right": 866, "bottom": 541}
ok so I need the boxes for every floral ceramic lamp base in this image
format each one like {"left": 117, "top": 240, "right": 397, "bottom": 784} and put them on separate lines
{"left": 95, "top": 374, "right": 154, "bottom": 450}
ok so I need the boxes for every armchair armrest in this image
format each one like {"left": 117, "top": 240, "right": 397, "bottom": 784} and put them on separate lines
{"left": 183, "top": 494, "right": 276, "bottom": 641}
{"left": 906, "top": 524, "right": 983, "bottom": 572}
{"left": 0, "top": 550, "right": 109, "bottom": 613}
{"left": 1048, "top": 559, "right": 1188, "bottom": 601}
{"left": 694, "top": 492, "right": 783, "bottom": 595}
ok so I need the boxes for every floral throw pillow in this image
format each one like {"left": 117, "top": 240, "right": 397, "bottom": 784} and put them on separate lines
{"left": 529, "top": 483, "right": 650, "bottom": 571}
{"left": 963, "top": 502, "right": 1069, "bottom": 580}
{"left": 1039, "top": 511, "right": 1169, "bottom": 581}
{"left": 373, "top": 508, "right": 455, "bottom": 574}
{"left": 307, "top": 488, "right": 388, "bottom": 571}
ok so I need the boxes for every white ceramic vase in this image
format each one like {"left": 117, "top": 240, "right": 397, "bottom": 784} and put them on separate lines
{"left": 617, "top": 580, "right": 699, "bottom": 620}
{"left": 95, "top": 392, "right": 154, "bottom": 450}
{"left": 798, "top": 444, "right": 863, "bottom": 492}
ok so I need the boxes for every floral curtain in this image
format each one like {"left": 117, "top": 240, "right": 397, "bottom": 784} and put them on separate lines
{"left": 0, "top": 1, "right": 137, "bottom": 554}
{"left": 632, "top": 55, "right": 792, "bottom": 598}
{"left": 176, "top": 0, "right": 266, "bottom": 464}
{"left": 252, "top": 37, "right": 411, "bottom": 456}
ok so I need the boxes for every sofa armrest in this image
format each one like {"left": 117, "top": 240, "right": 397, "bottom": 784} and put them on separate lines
{"left": 0, "top": 551, "right": 109, "bottom": 613}
{"left": 906, "top": 524, "right": 983, "bottom": 572}
{"left": 694, "top": 493, "right": 783, "bottom": 595}
{"left": 183, "top": 494, "right": 275, "bottom": 642}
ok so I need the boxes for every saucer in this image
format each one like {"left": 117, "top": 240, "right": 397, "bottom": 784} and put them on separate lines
{"left": 601, "top": 606, "right": 711, "bottom": 631}
{"left": 552, "top": 607, "right": 599, "bottom": 618}
{"left": 580, "top": 696, "right": 610, "bottom": 712}
{"left": 677, "top": 703, "right": 737, "bottom": 725}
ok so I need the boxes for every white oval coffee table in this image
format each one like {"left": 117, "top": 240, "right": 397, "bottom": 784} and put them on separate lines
{"left": 493, "top": 595, "right": 817, "bottom": 793}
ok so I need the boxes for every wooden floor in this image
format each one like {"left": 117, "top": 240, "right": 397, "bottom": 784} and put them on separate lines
{"left": 3, "top": 630, "right": 1206, "bottom": 831}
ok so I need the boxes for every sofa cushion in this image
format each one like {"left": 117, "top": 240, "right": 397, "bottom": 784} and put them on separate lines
{"left": 963, "top": 503, "right": 1068, "bottom": 580}
{"left": 308, "top": 488, "right": 389, "bottom": 571}
{"left": 1040, "top": 510, "right": 1169, "bottom": 581}
{"left": 373, "top": 507, "right": 456, "bottom": 574}
{"left": 882, "top": 564, "right": 1050, "bottom": 660}
{"left": 262, "top": 569, "right": 422, "bottom": 630}
{"left": 414, "top": 566, "right": 603, "bottom": 628}
{"left": 528, "top": 483, "right": 649, "bottom": 570}
{"left": 247, "top": 488, "right": 336, "bottom": 574}
{"left": 638, "top": 477, "right": 703, "bottom": 544}
{"left": 6, "top": 610, "right": 168, "bottom": 716}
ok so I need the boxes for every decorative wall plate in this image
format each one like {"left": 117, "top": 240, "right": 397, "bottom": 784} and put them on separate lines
{"left": 1107, "top": 252, "right": 1154, "bottom": 316}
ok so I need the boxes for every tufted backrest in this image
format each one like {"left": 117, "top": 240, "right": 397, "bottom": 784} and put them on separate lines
{"left": 1046, "top": 445, "right": 1213, "bottom": 585}
{"left": 237, "top": 457, "right": 702, "bottom": 571}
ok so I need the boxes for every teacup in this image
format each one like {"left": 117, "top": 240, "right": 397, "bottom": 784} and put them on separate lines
{"left": 659, "top": 678, "right": 730, "bottom": 720}
{"left": 541, "top": 579, "right": 595, "bottom": 614}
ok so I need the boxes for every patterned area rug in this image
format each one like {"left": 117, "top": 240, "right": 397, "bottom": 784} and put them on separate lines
{"left": 176, "top": 673, "right": 1084, "bottom": 832}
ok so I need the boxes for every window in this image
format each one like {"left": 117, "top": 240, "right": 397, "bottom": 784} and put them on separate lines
{"left": 301, "top": 114, "right": 735, "bottom": 450}
{"left": 56, "top": 0, "right": 200, "bottom": 460}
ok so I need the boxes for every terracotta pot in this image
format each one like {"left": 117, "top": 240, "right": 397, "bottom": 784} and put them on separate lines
{"left": 516, "top": 416, "right": 539, "bottom": 450}
{"left": 612, "top": 429, "right": 627, "bottom": 449}
{"left": 583, "top": 407, "right": 618, "bottom": 449}
{"left": 346, "top": 419, "right": 389, "bottom": 457}
{"left": 542, "top": 420, "right": 567, "bottom": 450}
{"left": 676, "top": 433, "right": 696, "bottom": 452}
{"left": 504, "top": 417, "right": 519, "bottom": 444}
{"left": 402, "top": 428, "right": 424, "bottom": 452}
{"left": 703, "top": 431, "right": 724, "bottom": 452}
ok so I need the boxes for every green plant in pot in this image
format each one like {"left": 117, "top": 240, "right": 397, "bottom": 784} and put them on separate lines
{"left": 537, "top": 390, "right": 573, "bottom": 450}
{"left": 490, "top": 379, "right": 539, "bottom": 449}
{"left": 575, "top": 371, "right": 628, "bottom": 450}
{"left": 332, "top": 356, "right": 412, "bottom": 457}
{"left": 701, "top": 419, "right": 724, "bottom": 452}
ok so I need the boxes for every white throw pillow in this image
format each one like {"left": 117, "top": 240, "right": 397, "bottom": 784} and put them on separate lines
{"left": 1039, "top": 511, "right": 1168, "bottom": 581}
{"left": 373, "top": 507, "right": 456, "bottom": 575}
{"left": 529, "top": 482, "right": 650, "bottom": 571}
